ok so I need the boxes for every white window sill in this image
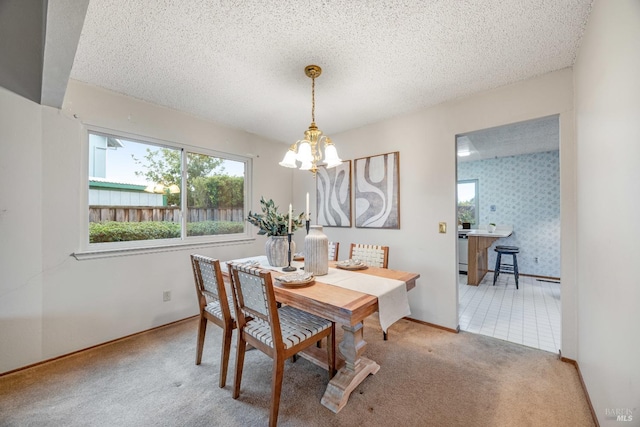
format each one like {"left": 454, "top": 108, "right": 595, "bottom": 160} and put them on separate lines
{"left": 72, "top": 237, "right": 255, "bottom": 260}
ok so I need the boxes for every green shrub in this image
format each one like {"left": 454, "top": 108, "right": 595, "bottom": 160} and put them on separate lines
{"left": 89, "top": 221, "right": 244, "bottom": 243}
{"left": 187, "top": 221, "right": 245, "bottom": 236}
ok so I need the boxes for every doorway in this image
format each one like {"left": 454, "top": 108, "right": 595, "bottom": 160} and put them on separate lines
{"left": 455, "top": 115, "right": 561, "bottom": 353}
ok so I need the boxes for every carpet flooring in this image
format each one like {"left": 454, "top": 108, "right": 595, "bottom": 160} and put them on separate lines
{"left": 0, "top": 316, "right": 594, "bottom": 426}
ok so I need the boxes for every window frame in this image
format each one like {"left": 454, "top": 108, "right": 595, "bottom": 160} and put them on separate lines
{"left": 75, "top": 125, "right": 253, "bottom": 260}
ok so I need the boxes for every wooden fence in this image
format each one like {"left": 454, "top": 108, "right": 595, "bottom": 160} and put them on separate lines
{"left": 89, "top": 206, "right": 245, "bottom": 223}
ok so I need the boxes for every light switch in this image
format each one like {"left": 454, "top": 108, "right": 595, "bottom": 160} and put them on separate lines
{"left": 439, "top": 222, "right": 447, "bottom": 233}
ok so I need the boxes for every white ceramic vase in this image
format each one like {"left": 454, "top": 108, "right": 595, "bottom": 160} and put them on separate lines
{"left": 265, "top": 236, "right": 294, "bottom": 267}
{"left": 304, "top": 225, "right": 328, "bottom": 276}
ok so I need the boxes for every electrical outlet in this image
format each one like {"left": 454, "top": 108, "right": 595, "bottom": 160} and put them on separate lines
{"left": 534, "top": 257, "right": 539, "bottom": 264}
{"left": 163, "top": 290, "right": 171, "bottom": 302}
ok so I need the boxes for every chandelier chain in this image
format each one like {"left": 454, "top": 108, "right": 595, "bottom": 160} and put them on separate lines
{"left": 311, "top": 75, "right": 315, "bottom": 124}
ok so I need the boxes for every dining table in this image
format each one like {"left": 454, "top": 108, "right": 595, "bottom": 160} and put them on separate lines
{"left": 222, "top": 256, "right": 419, "bottom": 413}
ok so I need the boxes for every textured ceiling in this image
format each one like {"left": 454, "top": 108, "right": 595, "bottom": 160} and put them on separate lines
{"left": 457, "top": 115, "right": 559, "bottom": 162}
{"left": 70, "top": 0, "right": 592, "bottom": 145}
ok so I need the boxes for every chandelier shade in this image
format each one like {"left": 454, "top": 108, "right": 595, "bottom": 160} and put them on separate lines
{"left": 144, "top": 183, "right": 180, "bottom": 194}
{"left": 279, "top": 65, "right": 342, "bottom": 174}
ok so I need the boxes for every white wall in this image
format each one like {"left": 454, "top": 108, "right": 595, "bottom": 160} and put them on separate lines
{"left": 574, "top": 0, "right": 640, "bottom": 423}
{"left": 1, "top": 70, "right": 578, "bottom": 374}
{"left": 296, "top": 69, "right": 576, "bottom": 354}
{"left": 0, "top": 81, "right": 295, "bottom": 373}
{"left": 0, "top": 88, "right": 44, "bottom": 371}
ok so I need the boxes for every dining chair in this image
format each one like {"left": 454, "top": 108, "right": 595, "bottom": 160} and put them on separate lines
{"left": 227, "top": 262, "right": 336, "bottom": 427}
{"left": 349, "top": 243, "right": 389, "bottom": 268}
{"left": 328, "top": 241, "right": 340, "bottom": 261}
{"left": 348, "top": 243, "right": 391, "bottom": 339}
{"left": 190, "top": 254, "right": 236, "bottom": 388}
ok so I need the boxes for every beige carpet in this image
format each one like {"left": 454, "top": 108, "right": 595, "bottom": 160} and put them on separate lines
{"left": 0, "top": 316, "right": 594, "bottom": 426}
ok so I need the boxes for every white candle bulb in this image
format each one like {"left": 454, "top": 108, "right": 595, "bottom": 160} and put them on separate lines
{"left": 288, "top": 203, "right": 292, "bottom": 233}
{"left": 306, "top": 192, "right": 310, "bottom": 221}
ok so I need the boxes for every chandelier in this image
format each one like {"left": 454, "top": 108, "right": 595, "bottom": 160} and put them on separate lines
{"left": 279, "top": 65, "right": 342, "bottom": 174}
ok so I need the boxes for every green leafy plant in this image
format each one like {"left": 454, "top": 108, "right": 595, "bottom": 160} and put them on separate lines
{"left": 246, "top": 197, "right": 305, "bottom": 236}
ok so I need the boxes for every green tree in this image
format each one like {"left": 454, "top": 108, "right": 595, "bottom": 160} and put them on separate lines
{"left": 191, "top": 175, "right": 244, "bottom": 208}
{"left": 133, "top": 149, "right": 225, "bottom": 205}
{"left": 457, "top": 198, "right": 476, "bottom": 224}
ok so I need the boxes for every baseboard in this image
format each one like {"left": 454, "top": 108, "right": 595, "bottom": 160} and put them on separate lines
{"left": 526, "top": 273, "right": 561, "bottom": 282}
{"left": 486, "top": 270, "right": 561, "bottom": 282}
{"left": 0, "top": 316, "right": 198, "bottom": 378}
{"left": 559, "top": 352, "right": 600, "bottom": 427}
{"left": 404, "top": 317, "right": 459, "bottom": 333}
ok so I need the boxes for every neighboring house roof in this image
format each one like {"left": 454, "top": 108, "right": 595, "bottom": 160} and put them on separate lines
{"left": 106, "top": 137, "right": 124, "bottom": 148}
{"left": 89, "top": 178, "right": 147, "bottom": 191}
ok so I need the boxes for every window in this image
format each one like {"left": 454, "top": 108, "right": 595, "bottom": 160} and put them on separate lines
{"left": 86, "top": 130, "right": 249, "bottom": 250}
{"left": 457, "top": 179, "right": 479, "bottom": 227}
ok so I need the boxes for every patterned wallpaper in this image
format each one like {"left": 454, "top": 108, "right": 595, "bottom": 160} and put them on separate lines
{"left": 458, "top": 151, "right": 560, "bottom": 278}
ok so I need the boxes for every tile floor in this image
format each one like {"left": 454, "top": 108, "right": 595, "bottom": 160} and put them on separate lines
{"left": 458, "top": 271, "right": 561, "bottom": 353}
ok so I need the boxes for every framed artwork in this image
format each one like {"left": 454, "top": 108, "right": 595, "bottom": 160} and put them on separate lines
{"left": 316, "top": 160, "right": 352, "bottom": 227}
{"left": 354, "top": 152, "right": 400, "bottom": 229}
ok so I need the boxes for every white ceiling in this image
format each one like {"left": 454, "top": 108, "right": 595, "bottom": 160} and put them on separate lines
{"left": 70, "top": 0, "right": 592, "bottom": 145}
{"left": 457, "top": 115, "right": 560, "bottom": 162}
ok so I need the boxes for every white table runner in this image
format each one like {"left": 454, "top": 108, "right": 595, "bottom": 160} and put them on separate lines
{"left": 225, "top": 256, "right": 411, "bottom": 333}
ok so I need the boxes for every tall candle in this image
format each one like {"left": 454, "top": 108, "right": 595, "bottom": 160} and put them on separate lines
{"left": 306, "top": 192, "right": 310, "bottom": 220}
{"left": 288, "top": 203, "right": 292, "bottom": 233}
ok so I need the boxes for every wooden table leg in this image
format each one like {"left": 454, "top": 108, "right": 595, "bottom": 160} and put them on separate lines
{"left": 321, "top": 321, "right": 380, "bottom": 413}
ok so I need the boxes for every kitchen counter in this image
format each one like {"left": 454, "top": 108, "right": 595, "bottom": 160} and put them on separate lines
{"left": 465, "top": 226, "right": 513, "bottom": 238}
{"left": 466, "top": 226, "right": 513, "bottom": 286}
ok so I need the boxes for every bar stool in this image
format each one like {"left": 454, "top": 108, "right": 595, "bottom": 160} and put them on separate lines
{"left": 493, "top": 245, "right": 520, "bottom": 289}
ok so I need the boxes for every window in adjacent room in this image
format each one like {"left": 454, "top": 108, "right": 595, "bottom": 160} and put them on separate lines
{"left": 457, "top": 179, "right": 479, "bottom": 227}
{"left": 87, "top": 130, "right": 249, "bottom": 247}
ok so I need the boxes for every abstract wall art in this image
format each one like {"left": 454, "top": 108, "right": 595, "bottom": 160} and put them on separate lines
{"left": 316, "top": 160, "right": 352, "bottom": 227}
{"left": 354, "top": 152, "right": 400, "bottom": 229}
